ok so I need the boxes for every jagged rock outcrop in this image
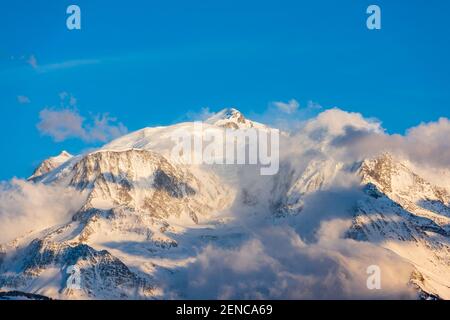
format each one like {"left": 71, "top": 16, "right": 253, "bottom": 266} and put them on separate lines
{"left": 28, "top": 151, "right": 73, "bottom": 181}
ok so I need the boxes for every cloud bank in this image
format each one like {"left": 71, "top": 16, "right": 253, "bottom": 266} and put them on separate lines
{"left": 172, "top": 187, "right": 417, "bottom": 299}
{"left": 0, "top": 179, "right": 86, "bottom": 244}
{"left": 308, "top": 109, "right": 450, "bottom": 170}
{"left": 180, "top": 231, "right": 416, "bottom": 299}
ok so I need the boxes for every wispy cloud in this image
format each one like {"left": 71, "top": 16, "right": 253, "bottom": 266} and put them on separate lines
{"left": 36, "top": 59, "right": 100, "bottom": 73}
{"left": 27, "top": 54, "right": 38, "bottom": 69}
{"left": 306, "top": 100, "right": 322, "bottom": 110}
{"left": 59, "top": 91, "right": 77, "bottom": 106}
{"left": 9, "top": 54, "right": 99, "bottom": 73}
{"left": 185, "top": 107, "right": 216, "bottom": 121}
{"left": 272, "top": 99, "right": 300, "bottom": 114}
{"left": 245, "top": 98, "right": 324, "bottom": 132}
{"left": 17, "top": 95, "right": 31, "bottom": 104}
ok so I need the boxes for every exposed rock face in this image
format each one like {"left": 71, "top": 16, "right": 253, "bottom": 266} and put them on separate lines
{"left": 64, "top": 149, "right": 231, "bottom": 223}
{"left": 0, "top": 238, "right": 153, "bottom": 299}
{"left": 359, "top": 153, "right": 450, "bottom": 204}
{"left": 276, "top": 159, "right": 344, "bottom": 215}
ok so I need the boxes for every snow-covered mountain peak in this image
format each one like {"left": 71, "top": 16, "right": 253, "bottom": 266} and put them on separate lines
{"left": 205, "top": 108, "right": 266, "bottom": 129}
{"left": 29, "top": 150, "right": 73, "bottom": 181}
{"left": 59, "top": 150, "right": 72, "bottom": 158}
{"left": 206, "top": 108, "right": 244, "bottom": 122}
{"left": 359, "top": 153, "right": 449, "bottom": 204}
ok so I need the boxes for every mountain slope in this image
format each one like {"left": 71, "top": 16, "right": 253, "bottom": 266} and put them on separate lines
{"left": 0, "top": 145, "right": 234, "bottom": 299}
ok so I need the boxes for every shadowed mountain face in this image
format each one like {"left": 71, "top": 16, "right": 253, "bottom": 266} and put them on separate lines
{"left": 1, "top": 109, "right": 450, "bottom": 299}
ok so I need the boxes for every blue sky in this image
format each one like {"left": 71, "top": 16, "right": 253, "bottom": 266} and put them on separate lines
{"left": 0, "top": 0, "right": 449, "bottom": 180}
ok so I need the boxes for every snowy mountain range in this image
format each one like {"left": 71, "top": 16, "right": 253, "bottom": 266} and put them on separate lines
{"left": 1, "top": 108, "right": 450, "bottom": 300}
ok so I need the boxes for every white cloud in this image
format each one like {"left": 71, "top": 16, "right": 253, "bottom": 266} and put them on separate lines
{"left": 87, "top": 113, "right": 129, "bottom": 143}
{"left": 165, "top": 139, "right": 418, "bottom": 299}
{"left": 176, "top": 217, "right": 416, "bottom": 299}
{"left": 304, "top": 108, "right": 383, "bottom": 137}
{"left": 37, "top": 108, "right": 86, "bottom": 142}
{"left": 323, "top": 113, "right": 450, "bottom": 170}
{"left": 0, "top": 179, "right": 87, "bottom": 244}
{"left": 36, "top": 93, "right": 128, "bottom": 143}
{"left": 185, "top": 107, "right": 216, "bottom": 121}
{"left": 37, "top": 108, "right": 128, "bottom": 143}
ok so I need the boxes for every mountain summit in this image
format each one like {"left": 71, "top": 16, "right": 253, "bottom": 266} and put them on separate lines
{"left": 205, "top": 108, "right": 266, "bottom": 129}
